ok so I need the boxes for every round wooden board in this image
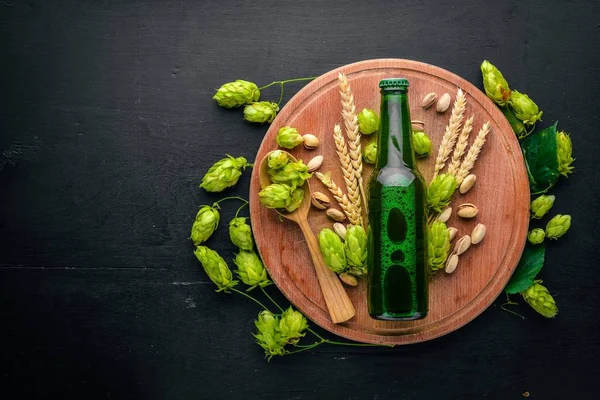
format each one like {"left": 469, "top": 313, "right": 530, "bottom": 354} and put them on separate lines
{"left": 249, "top": 59, "right": 530, "bottom": 345}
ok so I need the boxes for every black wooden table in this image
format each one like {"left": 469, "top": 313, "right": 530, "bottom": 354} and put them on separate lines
{"left": 1, "top": 1, "right": 599, "bottom": 398}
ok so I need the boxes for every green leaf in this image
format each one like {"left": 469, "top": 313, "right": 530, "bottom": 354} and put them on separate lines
{"left": 505, "top": 243, "right": 545, "bottom": 294}
{"left": 521, "top": 122, "right": 559, "bottom": 194}
{"left": 500, "top": 106, "right": 526, "bottom": 139}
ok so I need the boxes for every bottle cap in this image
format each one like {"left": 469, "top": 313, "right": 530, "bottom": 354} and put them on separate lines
{"left": 379, "top": 78, "right": 409, "bottom": 90}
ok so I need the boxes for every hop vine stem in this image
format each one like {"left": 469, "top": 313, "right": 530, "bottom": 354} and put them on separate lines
{"left": 213, "top": 196, "right": 248, "bottom": 207}
{"left": 234, "top": 201, "right": 249, "bottom": 218}
{"left": 257, "top": 76, "right": 318, "bottom": 106}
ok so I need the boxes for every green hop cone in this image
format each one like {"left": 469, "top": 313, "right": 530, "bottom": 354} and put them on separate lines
{"left": 229, "top": 217, "right": 253, "bottom": 250}
{"left": 521, "top": 280, "right": 558, "bottom": 318}
{"left": 363, "top": 141, "right": 377, "bottom": 164}
{"left": 545, "top": 214, "right": 571, "bottom": 239}
{"left": 500, "top": 106, "right": 527, "bottom": 139}
{"left": 428, "top": 221, "right": 451, "bottom": 272}
{"left": 527, "top": 228, "right": 546, "bottom": 245}
{"left": 194, "top": 246, "right": 238, "bottom": 292}
{"left": 557, "top": 131, "right": 575, "bottom": 177}
{"left": 190, "top": 204, "right": 220, "bottom": 245}
{"left": 345, "top": 225, "right": 368, "bottom": 276}
{"left": 318, "top": 228, "right": 347, "bottom": 274}
{"left": 358, "top": 108, "right": 379, "bottom": 135}
{"left": 233, "top": 250, "right": 271, "bottom": 290}
{"left": 275, "top": 126, "right": 304, "bottom": 149}
{"left": 200, "top": 155, "right": 249, "bottom": 192}
{"left": 509, "top": 90, "right": 543, "bottom": 125}
{"left": 427, "top": 174, "right": 458, "bottom": 212}
{"left": 254, "top": 310, "right": 286, "bottom": 360}
{"left": 530, "top": 195, "right": 555, "bottom": 219}
{"left": 413, "top": 131, "right": 432, "bottom": 158}
{"left": 212, "top": 80, "right": 260, "bottom": 108}
{"left": 243, "top": 101, "right": 279, "bottom": 124}
{"left": 481, "top": 60, "right": 511, "bottom": 106}
{"left": 285, "top": 188, "right": 304, "bottom": 213}
{"left": 268, "top": 159, "right": 312, "bottom": 189}
{"left": 278, "top": 307, "right": 308, "bottom": 344}
{"left": 267, "top": 150, "right": 290, "bottom": 170}
{"left": 258, "top": 183, "right": 293, "bottom": 209}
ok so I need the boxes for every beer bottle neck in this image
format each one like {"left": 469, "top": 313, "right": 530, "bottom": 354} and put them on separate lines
{"left": 377, "top": 90, "right": 416, "bottom": 170}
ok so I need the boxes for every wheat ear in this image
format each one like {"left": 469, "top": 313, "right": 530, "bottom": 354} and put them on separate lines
{"left": 432, "top": 88, "right": 467, "bottom": 179}
{"left": 333, "top": 124, "right": 363, "bottom": 223}
{"left": 455, "top": 122, "right": 491, "bottom": 184}
{"left": 447, "top": 115, "right": 474, "bottom": 176}
{"left": 338, "top": 72, "right": 368, "bottom": 211}
{"left": 315, "top": 171, "right": 362, "bottom": 226}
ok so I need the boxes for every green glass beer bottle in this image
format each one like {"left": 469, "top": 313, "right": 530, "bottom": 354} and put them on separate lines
{"left": 367, "top": 78, "right": 428, "bottom": 320}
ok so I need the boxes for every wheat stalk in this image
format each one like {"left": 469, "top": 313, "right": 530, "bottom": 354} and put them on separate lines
{"left": 432, "top": 88, "right": 467, "bottom": 179}
{"left": 333, "top": 124, "right": 363, "bottom": 221}
{"left": 455, "top": 121, "right": 491, "bottom": 184}
{"left": 446, "top": 115, "right": 474, "bottom": 176}
{"left": 338, "top": 72, "right": 368, "bottom": 211}
{"left": 315, "top": 171, "right": 362, "bottom": 226}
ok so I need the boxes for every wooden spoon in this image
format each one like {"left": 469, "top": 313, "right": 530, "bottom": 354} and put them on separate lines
{"left": 258, "top": 151, "right": 356, "bottom": 324}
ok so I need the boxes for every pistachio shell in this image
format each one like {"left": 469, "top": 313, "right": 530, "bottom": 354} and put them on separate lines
{"left": 306, "top": 155, "right": 324, "bottom": 172}
{"left": 326, "top": 208, "right": 346, "bottom": 222}
{"left": 303, "top": 134, "right": 320, "bottom": 150}
{"left": 457, "top": 203, "right": 479, "bottom": 218}
{"left": 422, "top": 92, "right": 437, "bottom": 109}
{"left": 436, "top": 93, "right": 451, "bottom": 113}
{"left": 339, "top": 273, "right": 358, "bottom": 287}
{"left": 437, "top": 207, "right": 452, "bottom": 223}
{"left": 445, "top": 253, "right": 459, "bottom": 273}
{"left": 311, "top": 192, "right": 330, "bottom": 210}
{"left": 411, "top": 120, "right": 425, "bottom": 132}
{"left": 471, "top": 223, "right": 487, "bottom": 244}
{"left": 448, "top": 227, "right": 458, "bottom": 242}
{"left": 454, "top": 235, "right": 472, "bottom": 255}
{"left": 459, "top": 174, "right": 476, "bottom": 194}
{"left": 333, "top": 222, "right": 347, "bottom": 240}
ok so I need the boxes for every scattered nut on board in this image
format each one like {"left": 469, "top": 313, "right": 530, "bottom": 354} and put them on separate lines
{"left": 422, "top": 92, "right": 437, "bottom": 109}
{"left": 339, "top": 273, "right": 358, "bottom": 287}
{"left": 445, "top": 253, "right": 459, "bottom": 273}
{"left": 448, "top": 227, "right": 458, "bottom": 241}
{"left": 302, "top": 134, "right": 320, "bottom": 150}
{"left": 457, "top": 203, "right": 478, "bottom": 218}
{"left": 333, "top": 222, "right": 347, "bottom": 240}
{"left": 454, "top": 235, "right": 472, "bottom": 255}
{"left": 437, "top": 207, "right": 452, "bottom": 223}
{"left": 326, "top": 208, "right": 346, "bottom": 222}
{"left": 311, "top": 192, "right": 330, "bottom": 209}
{"left": 436, "top": 93, "right": 451, "bottom": 113}
{"left": 306, "top": 155, "right": 324, "bottom": 172}
{"left": 459, "top": 174, "right": 476, "bottom": 194}
{"left": 471, "top": 223, "right": 487, "bottom": 244}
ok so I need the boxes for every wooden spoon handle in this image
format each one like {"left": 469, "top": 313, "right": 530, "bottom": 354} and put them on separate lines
{"left": 297, "top": 218, "right": 356, "bottom": 324}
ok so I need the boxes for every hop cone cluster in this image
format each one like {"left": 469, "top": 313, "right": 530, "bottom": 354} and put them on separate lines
{"left": 268, "top": 159, "right": 312, "bottom": 189}
{"left": 200, "top": 155, "right": 249, "bottom": 192}
{"left": 258, "top": 183, "right": 296, "bottom": 210}
{"left": 428, "top": 221, "right": 450, "bottom": 272}
{"left": 357, "top": 108, "right": 379, "bottom": 135}
{"left": 267, "top": 150, "right": 290, "bottom": 170}
{"left": 276, "top": 126, "right": 304, "bottom": 149}
{"left": 233, "top": 251, "right": 271, "bottom": 290}
{"left": 190, "top": 204, "right": 220, "bottom": 245}
{"left": 363, "top": 141, "right": 377, "bottom": 164}
{"left": 254, "top": 308, "right": 308, "bottom": 361}
{"left": 481, "top": 60, "right": 511, "bottom": 106}
{"left": 318, "top": 228, "right": 347, "bottom": 273}
{"left": 530, "top": 195, "right": 555, "bottom": 219}
{"left": 522, "top": 280, "right": 558, "bottom": 318}
{"left": 545, "top": 214, "right": 571, "bottom": 239}
{"left": 243, "top": 102, "right": 279, "bottom": 124}
{"left": 213, "top": 80, "right": 260, "bottom": 108}
{"left": 427, "top": 174, "right": 458, "bottom": 213}
{"left": 527, "top": 228, "right": 545, "bottom": 245}
{"left": 345, "top": 225, "right": 367, "bottom": 276}
{"left": 229, "top": 217, "right": 253, "bottom": 250}
{"left": 510, "top": 91, "right": 543, "bottom": 126}
{"left": 194, "top": 246, "right": 238, "bottom": 292}
{"left": 413, "top": 131, "right": 432, "bottom": 158}
{"left": 556, "top": 131, "right": 574, "bottom": 177}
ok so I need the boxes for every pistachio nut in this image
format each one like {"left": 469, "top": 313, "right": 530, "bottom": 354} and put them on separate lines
{"left": 422, "top": 92, "right": 437, "bottom": 109}
{"left": 457, "top": 203, "right": 479, "bottom": 218}
{"left": 339, "top": 272, "right": 358, "bottom": 287}
{"left": 303, "top": 134, "right": 320, "bottom": 150}
{"left": 306, "top": 155, "right": 324, "bottom": 172}
{"left": 447, "top": 227, "right": 458, "bottom": 242}
{"left": 332, "top": 222, "right": 347, "bottom": 240}
{"left": 471, "top": 223, "right": 487, "bottom": 244}
{"left": 436, "top": 93, "right": 451, "bottom": 113}
{"left": 459, "top": 174, "right": 476, "bottom": 194}
{"left": 437, "top": 207, "right": 452, "bottom": 223}
{"left": 454, "top": 235, "right": 472, "bottom": 255}
{"left": 445, "top": 253, "right": 459, "bottom": 274}
{"left": 411, "top": 120, "right": 425, "bottom": 132}
{"left": 326, "top": 208, "right": 346, "bottom": 222}
{"left": 311, "top": 191, "right": 330, "bottom": 210}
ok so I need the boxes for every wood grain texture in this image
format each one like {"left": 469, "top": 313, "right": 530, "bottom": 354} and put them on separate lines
{"left": 250, "top": 59, "right": 530, "bottom": 344}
